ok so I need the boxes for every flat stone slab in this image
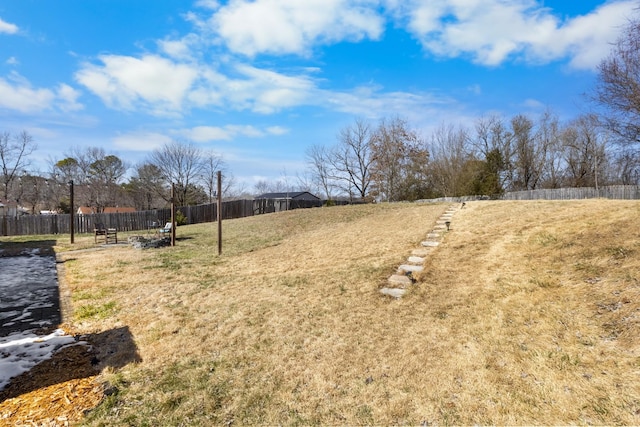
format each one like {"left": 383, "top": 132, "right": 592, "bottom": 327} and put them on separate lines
{"left": 426, "top": 233, "right": 440, "bottom": 239}
{"left": 407, "top": 256, "right": 425, "bottom": 264}
{"left": 433, "top": 224, "right": 447, "bottom": 230}
{"left": 398, "top": 264, "right": 424, "bottom": 273}
{"left": 388, "top": 274, "right": 412, "bottom": 286}
{"left": 422, "top": 241, "right": 440, "bottom": 247}
{"left": 411, "top": 248, "right": 431, "bottom": 256}
{"left": 380, "top": 287, "right": 407, "bottom": 298}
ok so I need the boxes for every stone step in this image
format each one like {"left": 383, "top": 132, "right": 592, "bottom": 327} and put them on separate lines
{"left": 426, "top": 233, "right": 440, "bottom": 239}
{"left": 388, "top": 274, "right": 412, "bottom": 286}
{"left": 422, "top": 241, "right": 440, "bottom": 247}
{"left": 411, "top": 248, "right": 431, "bottom": 256}
{"left": 398, "top": 264, "right": 424, "bottom": 274}
{"left": 407, "top": 256, "right": 425, "bottom": 264}
{"left": 380, "top": 287, "right": 406, "bottom": 298}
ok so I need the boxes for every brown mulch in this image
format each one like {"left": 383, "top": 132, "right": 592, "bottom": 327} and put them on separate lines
{"left": 0, "top": 341, "right": 105, "bottom": 426}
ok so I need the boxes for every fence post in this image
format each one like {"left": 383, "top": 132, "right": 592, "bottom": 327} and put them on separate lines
{"left": 69, "top": 180, "right": 75, "bottom": 244}
{"left": 171, "top": 183, "right": 176, "bottom": 247}
{"left": 217, "top": 171, "right": 222, "bottom": 255}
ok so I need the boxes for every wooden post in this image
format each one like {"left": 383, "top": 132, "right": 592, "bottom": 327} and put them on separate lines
{"left": 69, "top": 180, "right": 74, "bottom": 244}
{"left": 217, "top": 171, "right": 222, "bottom": 255}
{"left": 170, "top": 183, "right": 176, "bottom": 247}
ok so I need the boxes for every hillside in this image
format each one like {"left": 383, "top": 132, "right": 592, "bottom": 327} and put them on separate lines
{"left": 1, "top": 200, "right": 639, "bottom": 425}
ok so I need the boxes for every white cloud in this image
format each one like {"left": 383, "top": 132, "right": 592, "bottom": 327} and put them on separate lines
{"left": 75, "top": 54, "right": 198, "bottom": 115}
{"left": 553, "top": 1, "right": 638, "bottom": 69}
{"left": 210, "top": 0, "right": 384, "bottom": 56}
{"left": 183, "top": 125, "right": 233, "bottom": 141}
{"left": 0, "top": 73, "right": 83, "bottom": 114}
{"left": 56, "top": 84, "right": 83, "bottom": 112}
{"left": 323, "top": 83, "right": 455, "bottom": 123}
{"left": 112, "top": 131, "right": 173, "bottom": 152}
{"left": 0, "top": 17, "right": 18, "bottom": 35}
{"left": 229, "top": 64, "right": 317, "bottom": 113}
{"left": 195, "top": 0, "right": 220, "bottom": 10}
{"left": 158, "top": 39, "right": 193, "bottom": 59}
{"left": 392, "top": 0, "right": 637, "bottom": 69}
{"left": 76, "top": 52, "right": 321, "bottom": 115}
{"left": 179, "top": 124, "right": 289, "bottom": 142}
{"left": 266, "top": 126, "right": 289, "bottom": 136}
{"left": 6, "top": 57, "right": 18, "bottom": 65}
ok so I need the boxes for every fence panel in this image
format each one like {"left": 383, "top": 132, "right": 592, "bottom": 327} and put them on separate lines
{"left": 501, "top": 185, "right": 640, "bottom": 201}
{"left": 1, "top": 198, "right": 317, "bottom": 237}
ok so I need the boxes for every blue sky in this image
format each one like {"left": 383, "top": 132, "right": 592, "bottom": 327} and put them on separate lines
{"left": 0, "top": 0, "right": 637, "bottom": 189}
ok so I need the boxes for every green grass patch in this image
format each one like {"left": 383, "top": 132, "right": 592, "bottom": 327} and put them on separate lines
{"left": 75, "top": 301, "right": 117, "bottom": 320}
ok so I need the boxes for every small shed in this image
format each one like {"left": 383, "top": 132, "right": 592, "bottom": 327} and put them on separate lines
{"left": 255, "top": 192, "right": 321, "bottom": 201}
{"left": 254, "top": 192, "right": 322, "bottom": 213}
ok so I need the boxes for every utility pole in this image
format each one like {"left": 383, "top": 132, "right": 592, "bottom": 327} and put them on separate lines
{"left": 217, "top": 171, "right": 222, "bottom": 255}
{"left": 69, "top": 180, "right": 74, "bottom": 244}
{"left": 170, "top": 183, "right": 176, "bottom": 247}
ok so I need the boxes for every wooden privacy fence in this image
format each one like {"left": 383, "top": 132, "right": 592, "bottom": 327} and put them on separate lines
{"left": 501, "top": 185, "right": 640, "bottom": 201}
{"left": 0, "top": 198, "right": 324, "bottom": 237}
{"left": 419, "top": 185, "right": 640, "bottom": 204}
{"left": 6, "top": 186, "right": 637, "bottom": 237}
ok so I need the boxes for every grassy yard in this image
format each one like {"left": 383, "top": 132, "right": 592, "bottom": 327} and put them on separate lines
{"left": 2, "top": 200, "right": 640, "bottom": 425}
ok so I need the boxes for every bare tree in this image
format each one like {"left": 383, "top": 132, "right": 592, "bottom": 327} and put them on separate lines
{"left": 329, "top": 119, "right": 374, "bottom": 200}
{"left": 370, "top": 117, "right": 429, "bottom": 201}
{"left": 305, "top": 144, "right": 335, "bottom": 199}
{"left": 561, "top": 114, "right": 610, "bottom": 189}
{"left": 537, "top": 110, "right": 564, "bottom": 189}
{"left": 473, "top": 115, "right": 513, "bottom": 191}
{"left": 201, "top": 150, "right": 232, "bottom": 202}
{"left": 594, "top": 14, "right": 640, "bottom": 144}
{"left": 127, "top": 163, "right": 166, "bottom": 210}
{"left": 612, "top": 146, "right": 640, "bottom": 184}
{"left": 148, "top": 140, "right": 205, "bottom": 206}
{"left": 510, "top": 114, "right": 557, "bottom": 191}
{"left": 428, "top": 123, "right": 471, "bottom": 197}
{"left": 1, "top": 130, "right": 36, "bottom": 200}
{"left": 253, "top": 179, "right": 273, "bottom": 195}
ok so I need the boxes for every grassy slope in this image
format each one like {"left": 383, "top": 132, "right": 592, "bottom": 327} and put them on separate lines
{"left": 44, "top": 201, "right": 640, "bottom": 425}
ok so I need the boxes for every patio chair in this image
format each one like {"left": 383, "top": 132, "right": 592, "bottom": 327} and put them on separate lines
{"left": 94, "top": 222, "right": 118, "bottom": 244}
{"left": 94, "top": 223, "right": 107, "bottom": 243}
{"left": 158, "top": 222, "right": 172, "bottom": 236}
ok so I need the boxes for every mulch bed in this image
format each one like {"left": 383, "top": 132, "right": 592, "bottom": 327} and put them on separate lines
{"left": 0, "top": 337, "right": 105, "bottom": 425}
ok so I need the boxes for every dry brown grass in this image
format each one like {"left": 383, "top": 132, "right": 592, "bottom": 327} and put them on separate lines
{"left": 5, "top": 200, "right": 640, "bottom": 425}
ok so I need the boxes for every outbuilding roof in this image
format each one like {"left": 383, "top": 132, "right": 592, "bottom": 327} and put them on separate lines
{"left": 255, "top": 191, "right": 321, "bottom": 201}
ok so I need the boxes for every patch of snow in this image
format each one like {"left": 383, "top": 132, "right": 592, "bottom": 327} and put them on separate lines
{"left": 0, "top": 328, "right": 78, "bottom": 390}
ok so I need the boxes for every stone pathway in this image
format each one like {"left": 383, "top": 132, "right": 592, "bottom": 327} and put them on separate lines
{"left": 380, "top": 204, "right": 459, "bottom": 299}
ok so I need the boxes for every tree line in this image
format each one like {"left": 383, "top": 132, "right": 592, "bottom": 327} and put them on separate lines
{"left": 0, "top": 139, "right": 232, "bottom": 214}
{"left": 1, "top": 12, "right": 639, "bottom": 211}
{"left": 304, "top": 111, "right": 638, "bottom": 202}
